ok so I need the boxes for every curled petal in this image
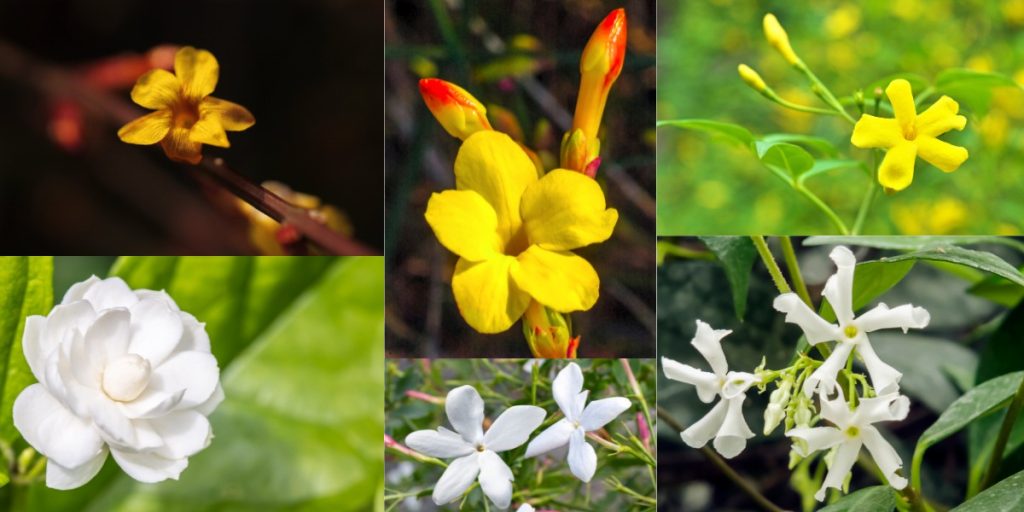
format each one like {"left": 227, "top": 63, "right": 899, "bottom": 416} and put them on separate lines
{"left": 567, "top": 426, "right": 597, "bottom": 482}
{"left": 199, "top": 97, "right": 255, "bottom": 131}
{"left": 46, "top": 448, "right": 108, "bottom": 490}
{"left": 478, "top": 450, "right": 514, "bottom": 509}
{"left": 856, "top": 393, "right": 911, "bottom": 425}
{"left": 519, "top": 169, "right": 618, "bottom": 251}
{"left": 861, "top": 426, "right": 908, "bottom": 490}
{"left": 877, "top": 142, "right": 917, "bottom": 192}
{"left": 524, "top": 418, "right": 575, "bottom": 458}
{"left": 916, "top": 96, "right": 966, "bottom": 138}
{"left": 175, "top": 46, "right": 219, "bottom": 100}
{"left": 851, "top": 115, "right": 901, "bottom": 149}
{"left": 817, "top": 385, "right": 857, "bottom": 427}
{"left": 773, "top": 293, "right": 840, "bottom": 344}
{"left": 690, "top": 320, "right": 731, "bottom": 377}
{"left": 405, "top": 428, "right": 474, "bottom": 459}
{"left": 803, "top": 342, "right": 854, "bottom": 397}
{"left": 552, "top": 363, "right": 584, "bottom": 420}
{"left": 885, "top": 79, "right": 917, "bottom": 129}
{"left": 161, "top": 126, "right": 203, "bottom": 164}
{"left": 713, "top": 396, "right": 754, "bottom": 459}
{"left": 680, "top": 399, "right": 728, "bottom": 450}
{"left": 510, "top": 247, "right": 599, "bottom": 313}
{"left": 110, "top": 448, "right": 188, "bottom": 484}
{"left": 424, "top": 190, "right": 502, "bottom": 262}
{"left": 128, "top": 297, "right": 184, "bottom": 367}
{"left": 69, "top": 276, "right": 138, "bottom": 311}
{"left": 13, "top": 384, "right": 104, "bottom": 470}
{"left": 661, "top": 357, "right": 719, "bottom": 403}
{"left": 857, "top": 339, "right": 903, "bottom": 395}
{"left": 129, "top": 69, "right": 181, "bottom": 110}
{"left": 118, "top": 111, "right": 172, "bottom": 145}
{"left": 445, "top": 385, "right": 485, "bottom": 445}
{"left": 917, "top": 136, "right": 969, "bottom": 173}
{"left": 823, "top": 246, "right": 857, "bottom": 325}
{"left": 484, "top": 405, "right": 546, "bottom": 452}
{"left": 721, "top": 371, "right": 759, "bottom": 400}
{"left": 150, "top": 350, "right": 219, "bottom": 410}
{"left": 432, "top": 453, "right": 480, "bottom": 505}
{"left": 786, "top": 426, "right": 844, "bottom": 457}
{"left": 188, "top": 116, "right": 230, "bottom": 148}
{"left": 454, "top": 131, "right": 537, "bottom": 244}
{"left": 815, "top": 440, "right": 862, "bottom": 501}
{"left": 452, "top": 256, "right": 531, "bottom": 334}
{"left": 579, "top": 396, "right": 631, "bottom": 432}
{"left": 149, "top": 410, "right": 212, "bottom": 459}
{"left": 856, "top": 303, "right": 930, "bottom": 333}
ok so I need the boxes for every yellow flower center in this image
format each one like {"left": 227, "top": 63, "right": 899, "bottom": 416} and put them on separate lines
{"left": 475, "top": 444, "right": 486, "bottom": 452}
{"left": 844, "top": 325, "right": 858, "bottom": 338}
{"left": 171, "top": 99, "right": 200, "bottom": 130}
{"left": 504, "top": 228, "right": 530, "bottom": 257}
{"left": 902, "top": 122, "right": 917, "bottom": 141}
{"left": 845, "top": 426, "right": 860, "bottom": 438}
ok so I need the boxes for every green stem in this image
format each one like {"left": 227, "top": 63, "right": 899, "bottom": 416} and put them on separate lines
{"left": 794, "top": 184, "right": 850, "bottom": 234}
{"left": 796, "top": 62, "right": 856, "bottom": 124}
{"left": 979, "top": 374, "right": 1024, "bottom": 491}
{"left": 851, "top": 178, "right": 877, "bottom": 236}
{"left": 620, "top": 359, "right": 653, "bottom": 448}
{"left": 752, "top": 236, "right": 792, "bottom": 294}
{"left": 780, "top": 237, "right": 812, "bottom": 308}
{"left": 763, "top": 90, "right": 843, "bottom": 116}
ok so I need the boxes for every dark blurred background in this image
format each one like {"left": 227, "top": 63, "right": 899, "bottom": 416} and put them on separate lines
{"left": 0, "top": 0, "right": 382, "bottom": 253}
{"left": 385, "top": 0, "right": 657, "bottom": 358}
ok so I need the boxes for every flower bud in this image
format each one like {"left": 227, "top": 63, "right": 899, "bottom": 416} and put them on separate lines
{"left": 763, "top": 403, "right": 785, "bottom": 435}
{"left": 560, "top": 128, "right": 601, "bottom": 175}
{"left": 522, "top": 300, "right": 579, "bottom": 358}
{"left": 763, "top": 13, "right": 801, "bottom": 66}
{"left": 418, "top": 78, "right": 492, "bottom": 140}
{"left": 572, "top": 8, "right": 627, "bottom": 142}
{"left": 737, "top": 64, "right": 768, "bottom": 93}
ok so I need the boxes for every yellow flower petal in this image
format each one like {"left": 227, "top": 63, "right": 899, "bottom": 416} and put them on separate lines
{"left": 175, "top": 47, "right": 219, "bottom": 101}
{"left": 885, "top": 79, "right": 916, "bottom": 129}
{"left": 510, "top": 246, "right": 599, "bottom": 313}
{"left": 452, "top": 256, "right": 530, "bottom": 333}
{"left": 160, "top": 127, "right": 203, "bottom": 164}
{"left": 117, "top": 110, "right": 172, "bottom": 145}
{"left": 916, "top": 96, "right": 966, "bottom": 138}
{"left": 200, "top": 97, "right": 255, "bottom": 132}
{"left": 520, "top": 169, "right": 618, "bottom": 251}
{"left": 454, "top": 131, "right": 537, "bottom": 244}
{"left": 917, "top": 137, "right": 968, "bottom": 173}
{"left": 877, "top": 142, "right": 918, "bottom": 191}
{"left": 129, "top": 69, "right": 182, "bottom": 110}
{"left": 851, "top": 114, "right": 902, "bottom": 149}
{"left": 425, "top": 190, "right": 503, "bottom": 262}
{"left": 189, "top": 116, "right": 230, "bottom": 148}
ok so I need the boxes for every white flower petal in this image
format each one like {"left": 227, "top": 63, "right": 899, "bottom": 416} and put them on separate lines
{"left": 89, "top": 398, "right": 139, "bottom": 449}
{"left": 661, "top": 357, "right": 719, "bottom": 403}
{"left": 13, "top": 383, "right": 104, "bottom": 469}
{"left": 150, "top": 350, "right": 220, "bottom": 409}
{"left": 21, "top": 315, "right": 47, "bottom": 383}
{"left": 691, "top": 320, "right": 731, "bottom": 377}
{"left": 62, "top": 275, "right": 101, "bottom": 304}
{"left": 579, "top": 397, "right": 631, "bottom": 431}
{"left": 855, "top": 393, "right": 910, "bottom": 425}
{"left": 817, "top": 386, "right": 857, "bottom": 428}
{"left": 571, "top": 390, "right": 589, "bottom": 422}
{"left": 856, "top": 303, "right": 930, "bottom": 333}
{"left": 567, "top": 427, "right": 597, "bottom": 482}
{"left": 774, "top": 293, "right": 841, "bottom": 344}
{"left": 802, "top": 342, "right": 854, "bottom": 397}
{"left": 109, "top": 448, "right": 188, "bottom": 483}
{"left": 786, "top": 426, "right": 844, "bottom": 457}
{"left": 815, "top": 439, "right": 861, "bottom": 502}
{"left": 680, "top": 399, "right": 728, "bottom": 450}
{"left": 150, "top": 410, "right": 212, "bottom": 459}
{"left": 713, "top": 396, "right": 755, "bottom": 459}
{"left": 860, "top": 426, "right": 908, "bottom": 490}
{"left": 552, "top": 363, "right": 584, "bottom": 421}
{"left": 128, "top": 298, "right": 185, "bottom": 367}
{"left": 721, "top": 371, "right": 760, "bottom": 400}
{"left": 176, "top": 311, "right": 211, "bottom": 353}
{"left": 516, "top": 504, "right": 535, "bottom": 512}
{"left": 194, "top": 383, "right": 225, "bottom": 416}
{"left": 77, "top": 277, "right": 139, "bottom": 311}
{"left": 478, "top": 449, "right": 514, "bottom": 509}
{"left": 85, "top": 308, "right": 131, "bottom": 363}
{"left": 406, "top": 428, "right": 475, "bottom": 458}
{"left": 45, "top": 448, "right": 108, "bottom": 490}
{"left": 431, "top": 453, "right": 480, "bottom": 505}
{"left": 483, "top": 405, "right": 546, "bottom": 452}
{"left": 118, "top": 388, "right": 186, "bottom": 419}
{"left": 444, "top": 385, "right": 486, "bottom": 445}
{"left": 822, "top": 246, "right": 857, "bottom": 325}
{"left": 27, "top": 301, "right": 96, "bottom": 384}
{"left": 524, "top": 418, "right": 575, "bottom": 458}
{"left": 857, "top": 339, "right": 903, "bottom": 395}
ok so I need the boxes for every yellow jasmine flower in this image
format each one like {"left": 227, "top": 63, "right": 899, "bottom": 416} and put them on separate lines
{"left": 425, "top": 131, "right": 618, "bottom": 333}
{"left": 851, "top": 79, "right": 968, "bottom": 192}
{"left": 118, "top": 46, "right": 254, "bottom": 164}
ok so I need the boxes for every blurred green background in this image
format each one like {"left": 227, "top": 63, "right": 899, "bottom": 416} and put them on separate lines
{"left": 657, "top": 0, "right": 1024, "bottom": 235}
{"left": 0, "top": 256, "right": 383, "bottom": 511}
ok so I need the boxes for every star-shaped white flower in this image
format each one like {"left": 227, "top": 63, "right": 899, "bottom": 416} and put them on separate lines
{"left": 774, "top": 246, "right": 929, "bottom": 397}
{"left": 786, "top": 388, "right": 910, "bottom": 501}
{"left": 405, "top": 385, "right": 546, "bottom": 509}
{"left": 516, "top": 504, "right": 535, "bottom": 512}
{"left": 661, "top": 320, "right": 760, "bottom": 458}
{"left": 524, "top": 362, "right": 631, "bottom": 482}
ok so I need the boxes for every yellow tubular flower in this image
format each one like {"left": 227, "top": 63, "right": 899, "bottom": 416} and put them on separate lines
{"left": 118, "top": 47, "right": 254, "bottom": 164}
{"left": 418, "top": 78, "right": 492, "bottom": 140}
{"left": 425, "top": 131, "right": 618, "bottom": 333}
{"left": 851, "top": 79, "right": 969, "bottom": 192}
{"left": 763, "top": 14, "right": 800, "bottom": 65}
{"left": 572, "top": 8, "right": 627, "bottom": 142}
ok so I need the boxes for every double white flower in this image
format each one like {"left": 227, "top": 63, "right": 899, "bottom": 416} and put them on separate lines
{"left": 787, "top": 388, "right": 910, "bottom": 500}
{"left": 405, "top": 385, "right": 546, "bottom": 509}
{"left": 524, "top": 362, "right": 631, "bottom": 482}
{"left": 774, "top": 246, "right": 930, "bottom": 396}
{"left": 661, "top": 320, "right": 760, "bottom": 458}
{"left": 13, "top": 276, "right": 223, "bottom": 489}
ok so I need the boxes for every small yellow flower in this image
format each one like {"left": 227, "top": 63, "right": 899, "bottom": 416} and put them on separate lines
{"left": 851, "top": 79, "right": 968, "bottom": 192}
{"left": 118, "top": 47, "right": 254, "bottom": 164}
{"left": 424, "top": 131, "right": 618, "bottom": 333}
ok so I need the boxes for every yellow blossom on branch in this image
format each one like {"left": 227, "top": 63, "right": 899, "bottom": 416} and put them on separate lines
{"left": 424, "top": 131, "right": 618, "bottom": 333}
{"left": 118, "top": 46, "right": 254, "bottom": 164}
{"left": 851, "top": 79, "right": 968, "bottom": 192}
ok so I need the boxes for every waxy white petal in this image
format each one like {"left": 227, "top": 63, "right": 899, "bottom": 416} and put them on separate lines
{"left": 484, "top": 405, "right": 546, "bottom": 452}
{"left": 861, "top": 426, "right": 908, "bottom": 490}
{"left": 855, "top": 393, "right": 910, "bottom": 425}
{"left": 661, "top": 357, "right": 719, "bottom": 403}
{"left": 445, "top": 385, "right": 485, "bottom": 444}
{"left": 552, "top": 363, "right": 584, "bottom": 421}
{"left": 681, "top": 399, "right": 728, "bottom": 450}
{"left": 478, "top": 450, "right": 514, "bottom": 509}
{"left": 713, "top": 396, "right": 754, "bottom": 458}
{"left": 721, "top": 371, "right": 759, "bottom": 400}
{"left": 580, "top": 396, "right": 631, "bottom": 432}
{"left": 109, "top": 448, "right": 188, "bottom": 483}
{"left": 13, "top": 384, "right": 104, "bottom": 469}
{"left": 857, "top": 339, "right": 903, "bottom": 395}
{"left": 45, "top": 448, "right": 108, "bottom": 490}
{"left": 432, "top": 453, "right": 480, "bottom": 505}
{"left": 691, "top": 320, "right": 731, "bottom": 377}
{"left": 803, "top": 342, "right": 854, "bottom": 397}
{"left": 856, "top": 303, "right": 930, "bottom": 333}
{"left": 774, "top": 293, "right": 840, "bottom": 344}
{"left": 815, "top": 439, "right": 861, "bottom": 501}
{"left": 149, "top": 410, "right": 213, "bottom": 459}
{"left": 786, "top": 426, "right": 844, "bottom": 457}
{"left": 406, "top": 428, "right": 475, "bottom": 458}
{"left": 74, "top": 276, "right": 139, "bottom": 311}
{"left": 149, "top": 350, "right": 219, "bottom": 409}
{"left": 567, "top": 427, "right": 597, "bottom": 482}
{"left": 524, "top": 418, "right": 575, "bottom": 458}
{"left": 822, "top": 246, "right": 857, "bottom": 325}
{"left": 128, "top": 297, "right": 184, "bottom": 367}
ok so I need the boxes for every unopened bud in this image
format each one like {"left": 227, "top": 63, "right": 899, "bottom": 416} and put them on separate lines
{"left": 418, "top": 78, "right": 492, "bottom": 140}
{"left": 560, "top": 128, "right": 601, "bottom": 175}
{"left": 763, "top": 14, "right": 801, "bottom": 66}
{"left": 523, "top": 301, "right": 578, "bottom": 358}
{"left": 763, "top": 403, "right": 785, "bottom": 435}
{"left": 572, "top": 8, "right": 627, "bottom": 141}
{"left": 737, "top": 64, "right": 768, "bottom": 93}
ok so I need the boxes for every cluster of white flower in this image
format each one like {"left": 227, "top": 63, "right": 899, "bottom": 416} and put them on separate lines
{"left": 404, "top": 362, "right": 631, "bottom": 510}
{"left": 662, "top": 246, "right": 929, "bottom": 501}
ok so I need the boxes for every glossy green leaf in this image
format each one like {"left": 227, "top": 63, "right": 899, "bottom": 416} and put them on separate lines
{"left": 760, "top": 133, "right": 838, "bottom": 157}
{"left": 951, "top": 469, "right": 1024, "bottom": 511}
{"left": 936, "top": 69, "right": 1021, "bottom": 92}
{"left": 798, "top": 159, "right": 866, "bottom": 185}
{"left": 656, "top": 119, "right": 755, "bottom": 148}
{"left": 879, "top": 247, "right": 1024, "bottom": 287}
{"left": 819, "top": 260, "right": 916, "bottom": 323}
{"left": 755, "top": 141, "right": 815, "bottom": 184}
{"left": 969, "top": 273, "right": 1024, "bottom": 308}
{"left": 872, "top": 334, "right": 977, "bottom": 413}
{"left": 699, "top": 237, "right": 756, "bottom": 320}
{"left": 818, "top": 485, "right": 897, "bottom": 512}
{"left": 0, "top": 257, "right": 53, "bottom": 445}
{"left": 804, "top": 237, "right": 1024, "bottom": 252}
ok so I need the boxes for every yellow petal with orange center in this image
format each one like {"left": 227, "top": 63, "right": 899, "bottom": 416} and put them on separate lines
{"left": 118, "top": 110, "right": 172, "bottom": 145}
{"left": 917, "top": 137, "right": 969, "bottom": 173}
{"left": 200, "top": 97, "right": 255, "bottom": 132}
{"left": 454, "top": 131, "right": 537, "bottom": 245}
{"left": 520, "top": 169, "right": 618, "bottom": 251}
{"left": 885, "top": 79, "right": 916, "bottom": 130}
{"left": 175, "top": 46, "right": 219, "bottom": 101}
{"left": 510, "top": 246, "right": 599, "bottom": 313}
{"left": 452, "top": 256, "right": 530, "bottom": 333}
{"left": 851, "top": 114, "right": 902, "bottom": 149}
{"left": 130, "top": 69, "right": 181, "bottom": 110}
{"left": 160, "top": 127, "right": 203, "bottom": 164}
{"left": 189, "top": 115, "right": 230, "bottom": 148}
{"left": 916, "top": 96, "right": 966, "bottom": 138}
{"left": 425, "top": 190, "right": 503, "bottom": 262}
{"left": 877, "top": 142, "right": 917, "bottom": 191}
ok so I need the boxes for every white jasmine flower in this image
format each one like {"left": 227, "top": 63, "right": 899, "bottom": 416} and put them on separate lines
{"left": 516, "top": 504, "right": 535, "bottom": 512}
{"left": 786, "top": 388, "right": 910, "bottom": 501}
{"left": 774, "top": 246, "right": 929, "bottom": 396}
{"left": 13, "top": 276, "right": 224, "bottom": 489}
{"left": 661, "top": 320, "right": 760, "bottom": 458}
{"left": 523, "top": 362, "right": 631, "bottom": 482}
{"left": 405, "top": 385, "right": 545, "bottom": 509}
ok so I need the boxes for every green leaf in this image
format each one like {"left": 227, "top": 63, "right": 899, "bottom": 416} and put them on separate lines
{"left": 798, "top": 159, "right": 866, "bottom": 185}
{"left": 969, "top": 273, "right": 1024, "bottom": 308}
{"left": 0, "top": 257, "right": 53, "bottom": 444}
{"left": 951, "top": 468, "right": 1024, "bottom": 511}
{"left": 760, "top": 133, "right": 838, "bottom": 158}
{"left": 818, "top": 485, "right": 897, "bottom": 512}
{"left": 819, "top": 260, "right": 916, "bottom": 323}
{"left": 110, "top": 256, "right": 335, "bottom": 367}
{"left": 935, "top": 69, "right": 1022, "bottom": 115}
{"left": 879, "top": 247, "right": 1024, "bottom": 287}
{"left": 977, "top": 300, "right": 1024, "bottom": 384}
{"left": 871, "top": 334, "right": 977, "bottom": 413}
{"left": 755, "top": 141, "right": 815, "bottom": 183}
{"left": 698, "top": 237, "right": 756, "bottom": 320}
{"left": 804, "top": 236, "right": 1024, "bottom": 252}
{"left": 656, "top": 119, "right": 755, "bottom": 148}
